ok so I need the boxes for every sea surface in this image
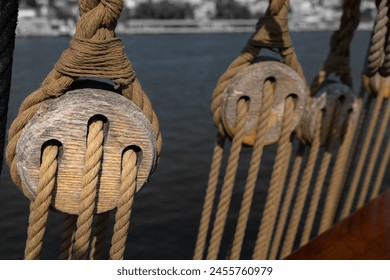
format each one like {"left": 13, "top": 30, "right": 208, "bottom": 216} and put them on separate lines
{"left": 0, "top": 31, "right": 388, "bottom": 260}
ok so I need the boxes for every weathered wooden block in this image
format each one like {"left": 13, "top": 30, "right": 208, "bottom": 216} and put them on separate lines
{"left": 300, "top": 82, "right": 357, "bottom": 145}
{"left": 220, "top": 61, "right": 306, "bottom": 146}
{"left": 16, "top": 88, "right": 157, "bottom": 214}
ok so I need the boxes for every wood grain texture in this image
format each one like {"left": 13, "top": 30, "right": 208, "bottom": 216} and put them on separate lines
{"left": 286, "top": 191, "right": 390, "bottom": 260}
{"left": 220, "top": 61, "right": 306, "bottom": 146}
{"left": 300, "top": 82, "right": 357, "bottom": 145}
{"left": 16, "top": 89, "right": 157, "bottom": 214}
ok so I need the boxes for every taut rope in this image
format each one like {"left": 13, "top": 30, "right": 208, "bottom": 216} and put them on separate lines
{"left": 228, "top": 81, "right": 274, "bottom": 260}
{"left": 25, "top": 144, "right": 59, "bottom": 260}
{"left": 340, "top": 0, "right": 390, "bottom": 219}
{"left": 72, "top": 117, "right": 104, "bottom": 260}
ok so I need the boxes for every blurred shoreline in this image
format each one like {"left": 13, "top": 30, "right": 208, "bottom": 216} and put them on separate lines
{"left": 16, "top": 18, "right": 374, "bottom": 37}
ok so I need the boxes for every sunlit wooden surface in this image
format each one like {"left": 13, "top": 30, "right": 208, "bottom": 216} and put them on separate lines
{"left": 286, "top": 191, "right": 390, "bottom": 260}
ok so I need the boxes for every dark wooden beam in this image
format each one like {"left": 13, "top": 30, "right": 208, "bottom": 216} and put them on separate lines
{"left": 286, "top": 191, "right": 390, "bottom": 260}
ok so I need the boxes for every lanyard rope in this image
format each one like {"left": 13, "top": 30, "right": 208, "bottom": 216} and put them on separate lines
{"left": 6, "top": 0, "right": 160, "bottom": 260}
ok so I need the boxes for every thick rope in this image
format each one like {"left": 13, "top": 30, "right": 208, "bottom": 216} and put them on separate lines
{"left": 193, "top": 134, "right": 225, "bottom": 260}
{"left": 269, "top": 143, "right": 305, "bottom": 260}
{"left": 228, "top": 81, "right": 274, "bottom": 260}
{"left": 300, "top": 152, "right": 333, "bottom": 245}
{"left": 280, "top": 113, "right": 322, "bottom": 258}
{"left": 24, "top": 144, "right": 59, "bottom": 260}
{"left": 109, "top": 149, "right": 137, "bottom": 260}
{"left": 252, "top": 97, "right": 295, "bottom": 260}
{"left": 72, "top": 118, "right": 104, "bottom": 260}
{"left": 371, "top": 138, "right": 390, "bottom": 199}
{"left": 366, "top": 0, "right": 388, "bottom": 76}
{"left": 300, "top": 103, "right": 344, "bottom": 245}
{"left": 0, "top": 0, "right": 18, "bottom": 174}
{"left": 267, "top": 139, "right": 293, "bottom": 259}
{"left": 357, "top": 99, "right": 390, "bottom": 207}
{"left": 339, "top": 93, "right": 371, "bottom": 202}
{"left": 59, "top": 214, "right": 77, "bottom": 260}
{"left": 319, "top": 113, "right": 357, "bottom": 233}
{"left": 310, "top": 0, "right": 361, "bottom": 92}
{"left": 260, "top": 0, "right": 305, "bottom": 79}
{"left": 381, "top": 15, "right": 390, "bottom": 75}
{"left": 206, "top": 99, "right": 248, "bottom": 260}
{"left": 6, "top": 0, "right": 161, "bottom": 188}
{"left": 340, "top": 93, "right": 385, "bottom": 218}
{"left": 90, "top": 212, "right": 110, "bottom": 260}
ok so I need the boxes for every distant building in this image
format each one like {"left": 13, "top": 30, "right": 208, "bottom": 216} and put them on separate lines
{"left": 18, "top": 8, "right": 37, "bottom": 19}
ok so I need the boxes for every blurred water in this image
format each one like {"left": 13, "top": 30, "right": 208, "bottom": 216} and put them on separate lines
{"left": 0, "top": 31, "right": 387, "bottom": 260}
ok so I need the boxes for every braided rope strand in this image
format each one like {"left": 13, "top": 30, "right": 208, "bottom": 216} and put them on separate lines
{"left": 90, "top": 212, "right": 110, "bottom": 260}
{"left": 366, "top": 0, "right": 388, "bottom": 75}
{"left": 110, "top": 149, "right": 137, "bottom": 260}
{"left": 252, "top": 97, "right": 295, "bottom": 260}
{"left": 340, "top": 94, "right": 385, "bottom": 218}
{"left": 229, "top": 81, "right": 274, "bottom": 260}
{"left": 371, "top": 138, "right": 390, "bottom": 199}
{"left": 59, "top": 214, "right": 77, "bottom": 260}
{"left": 194, "top": 134, "right": 225, "bottom": 260}
{"left": 72, "top": 118, "right": 104, "bottom": 260}
{"left": 357, "top": 99, "right": 390, "bottom": 207}
{"left": 319, "top": 113, "right": 358, "bottom": 233}
{"left": 269, "top": 143, "right": 305, "bottom": 259}
{"left": 206, "top": 99, "right": 248, "bottom": 260}
{"left": 25, "top": 144, "right": 59, "bottom": 260}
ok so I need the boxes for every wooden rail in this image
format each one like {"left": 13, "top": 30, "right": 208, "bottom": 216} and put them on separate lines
{"left": 286, "top": 191, "right": 390, "bottom": 260}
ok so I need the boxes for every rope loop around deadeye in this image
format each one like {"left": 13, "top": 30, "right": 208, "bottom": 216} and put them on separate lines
{"left": 5, "top": 0, "right": 161, "bottom": 260}
{"left": 6, "top": 0, "right": 161, "bottom": 188}
{"left": 210, "top": 0, "right": 305, "bottom": 139}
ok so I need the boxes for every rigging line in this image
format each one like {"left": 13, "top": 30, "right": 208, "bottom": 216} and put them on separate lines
{"left": 25, "top": 144, "right": 59, "bottom": 260}
{"left": 340, "top": 93, "right": 385, "bottom": 219}
{"left": 280, "top": 112, "right": 323, "bottom": 259}
{"left": 269, "top": 143, "right": 305, "bottom": 260}
{"left": 319, "top": 111, "right": 358, "bottom": 233}
{"left": 193, "top": 134, "right": 225, "bottom": 260}
{"left": 229, "top": 80, "right": 274, "bottom": 260}
{"left": 252, "top": 96, "right": 295, "bottom": 260}
{"left": 72, "top": 117, "right": 104, "bottom": 260}
{"left": 357, "top": 99, "right": 390, "bottom": 207}
{"left": 90, "top": 212, "right": 110, "bottom": 260}
{"left": 59, "top": 214, "right": 77, "bottom": 260}
{"left": 0, "top": 0, "right": 18, "bottom": 174}
{"left": 206, "top": 99, "right": 248, "bottom": 260}
{"left": 110, "top": 149, "right": 137, "bottom": 260}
